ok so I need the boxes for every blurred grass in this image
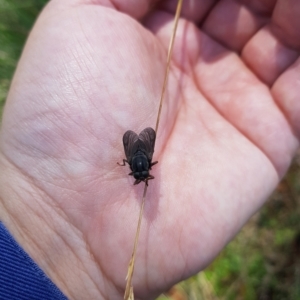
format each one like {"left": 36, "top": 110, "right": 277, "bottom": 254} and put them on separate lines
{"left": 0, "top": 0, "right": 48, "bottom": 116}
{"left": 0, "top": 1, "right": 300, "bottom": 300}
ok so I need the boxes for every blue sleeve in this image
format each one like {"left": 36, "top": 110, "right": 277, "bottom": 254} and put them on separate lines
{"left": 0, "top": 222, "right": 68, "bottom": 300}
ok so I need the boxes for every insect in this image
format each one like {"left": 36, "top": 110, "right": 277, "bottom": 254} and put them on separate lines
{"left": 118, "top": 127, "right": 158, "bottom": 185}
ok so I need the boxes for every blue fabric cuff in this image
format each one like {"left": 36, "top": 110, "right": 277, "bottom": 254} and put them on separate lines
{"left": 0, "top": 222, "right": 67, "bottom": 300}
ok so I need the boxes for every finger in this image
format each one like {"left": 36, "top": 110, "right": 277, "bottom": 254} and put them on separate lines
{"left": 242, "top": 0, "right": 300, "bottom": 85}
{"left": 149, "top": 9, "right": 299, "bottom": 177}
{"left": 156, "top": 0, "right": 217, "bottom": 23}
{"left": 188, "top": 28, "right": 298, "bottom": 177}
{"left": 202, "top": 0, "right": 275, "bottom": 52}
{"left": 192, "top": 35, "right": 299, "bottom": 178}
{"left": 51, "top": 0, "right": 154, "bottom": 19}
{"left": 242, "top": 26, "right": 298, "bottom": 85}
{"left": 271, "top": 0, "right": 300, "bottom": 49}
{"left": 53, "top": 0, "right": 219, "bottom": 23}
{"left": 272, "top": 58, "right": 300, "bottom": 139}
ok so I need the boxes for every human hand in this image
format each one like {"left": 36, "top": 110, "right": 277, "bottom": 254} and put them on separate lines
{"left": 0, "top": 0, "right": 299, "bottom": 299}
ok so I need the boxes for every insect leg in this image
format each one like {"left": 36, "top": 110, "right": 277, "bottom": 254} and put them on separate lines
{"left": 134, "top": 179, "right": 141, "bottom": 185}
{"left": 150, "top": 161, "right": 158, "bottom": 168}
{"left": 117, "top": 159, "right": 129, "bottom": 166}
{"left": 145, "top": 175, "right": 155, "bottom": 186}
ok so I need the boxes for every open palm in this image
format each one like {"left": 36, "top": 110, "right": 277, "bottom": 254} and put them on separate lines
{"left": 0, "top": 0, "right": 299, "bottom": 299}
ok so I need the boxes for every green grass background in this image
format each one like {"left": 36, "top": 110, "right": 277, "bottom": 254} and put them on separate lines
{"left": 0, "top": 1, "right": 300, "bottom": 299}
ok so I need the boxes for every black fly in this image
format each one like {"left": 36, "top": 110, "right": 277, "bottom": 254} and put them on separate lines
{"left": 118, "top": 127, "right": 158, "bottom": 185}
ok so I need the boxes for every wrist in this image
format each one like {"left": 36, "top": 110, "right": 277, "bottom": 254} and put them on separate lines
{"left": 0, "top": 154, "right": 112, "bottom": 299}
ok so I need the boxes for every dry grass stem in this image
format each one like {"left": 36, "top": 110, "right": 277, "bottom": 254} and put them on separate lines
{"left": 124, "top": 184, "right": 147, "bottom": 299}
{"left": 155, "top": 0, "right": 183, "bottom": 133}
{"left": 124, "top": 0, "right": 183, "bottom": 299}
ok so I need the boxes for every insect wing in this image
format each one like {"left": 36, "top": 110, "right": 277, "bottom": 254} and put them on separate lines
{"left": 138, "top": 127, "right": 156, "bottom": 161}
{"left": 123, "top": 130, "right": 139, "bottom": 163}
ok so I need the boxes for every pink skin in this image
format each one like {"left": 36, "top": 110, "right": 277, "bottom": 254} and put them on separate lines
{"left": 0, "top": 0, "right": 299, "bottom": 299}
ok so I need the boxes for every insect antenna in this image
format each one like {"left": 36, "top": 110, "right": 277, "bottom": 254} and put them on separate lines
{"left": 124, "top": 0, "right": 183, "bottom": 299}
